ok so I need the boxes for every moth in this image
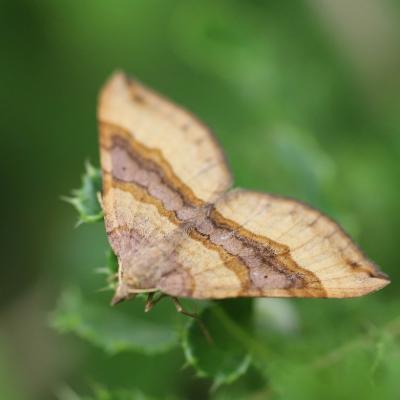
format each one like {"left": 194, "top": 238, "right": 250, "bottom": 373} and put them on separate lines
{"left": 98, "top": 71, "right": 389, "bottom": 311}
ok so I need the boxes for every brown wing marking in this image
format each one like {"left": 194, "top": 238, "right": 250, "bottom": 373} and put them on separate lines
{"left": 100, "top": 122, "right": 205, "bottom": 207}
{"left": 208, "top": 189, "right": 389, "bottom": 298}
{"left": 100, "top": 124, "right": 330, "bottom": 298}
{"left": 210, "top": 207, "right": 326, "bottom": 296}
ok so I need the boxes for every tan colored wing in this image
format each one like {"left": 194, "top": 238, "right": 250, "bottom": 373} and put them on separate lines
{"left": 98, "top": 72, "right": 232, "bottom": 302}
{"left": 99, "top": 71, "right": 232, "bottom": 205}
{"left": 159, "top": 189, "right": 389, "bottom": 299}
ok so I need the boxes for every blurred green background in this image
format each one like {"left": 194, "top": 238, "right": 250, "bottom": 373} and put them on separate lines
{"left": 1, "top": 1, "right": 400, "bottom": 399}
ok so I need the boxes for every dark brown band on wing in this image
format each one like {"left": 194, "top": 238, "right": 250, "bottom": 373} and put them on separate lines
{"left": 209, "top": 209, "right": 326, "bottom": 296}
{"left": 100, "top": 122, "right": 204, "bottom": 207}
{"left": 100, "top": 122, "right": 326, "bottom": 297}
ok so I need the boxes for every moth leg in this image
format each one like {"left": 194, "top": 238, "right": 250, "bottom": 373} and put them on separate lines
{"left": 171, "top": 297, "right": 213, "bottom": 344}
{"left": 144, "top": 292, "right": 167, "bottom": 313}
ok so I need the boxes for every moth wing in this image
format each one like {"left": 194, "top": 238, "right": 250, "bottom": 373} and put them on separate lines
{"left": 159, "top": 189, "right": 389, "bottom": 299}
{"left": 99, "top": 71, "right": 232, "bottom": 204}
{"left": 98, "top": 72, "right": 232, "bottom": 302}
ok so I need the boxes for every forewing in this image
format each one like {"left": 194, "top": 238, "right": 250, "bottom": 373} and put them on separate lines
{"left": 99, "top": 71, "right": 232, "bottom": 204}
{"left": 159, "top": 189, "right": 389, "bottom": 299}
{"left": 98, "top": 72, "right": 232, "bottom": 300}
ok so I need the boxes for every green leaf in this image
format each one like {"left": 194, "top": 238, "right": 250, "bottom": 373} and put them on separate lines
{"left": 87, "top": 386, "right": 163, "bottom": 400}
{"left": 0, "top": 337, "right": 25, "bottom": 400}
{"left": 63, "top": 162, "right": 103, "bottom": 225}
{"left": 56, "top": 384, "right": 163, "bottom": 400}
{"left": 50, "top": 288, "right": 179, "bottom": 355}
{"left": 182, "top": 300, "right": 254, "bottom": 388}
